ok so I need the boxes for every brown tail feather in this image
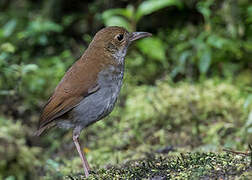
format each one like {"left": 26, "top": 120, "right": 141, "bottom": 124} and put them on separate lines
{"left": 34, "top": 122, "right": 56, "bottom": 136}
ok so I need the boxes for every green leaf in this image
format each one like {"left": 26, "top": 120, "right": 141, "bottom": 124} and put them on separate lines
{"left": 198, "top": 48, "right": 211, "bottom": 74}
{"left": 1, "top": 43, "right": 15, "bottom": 53}
{"left": 26, "top": 18, "right": 63, "bottom": 35}
{"left": 103, "top": 16, "right": 131, "bottom": 31}
{"left": 245, "top": 111, "right": 252, "bottom": 127}
{"left": 171, "top": 51, "right": 192, "bottom": 78}
{"left": 102, "top": 6, "right": 134, "bottom": 20}
{"left": 3, "top": 19, "right": 17, "bottom": 37}
{"left": 248, "top": 127, "right": 252, "bottom": 133}
{"left": 21, "top": 64, "right": 38, "bottom": 75}
{"left": 178, "top": 51, "right": 191, "bottom": 65}
{"left": 243, "top": 41, "right": 252, "bottom": 51}
{"left": 196, "top": 0, "right": 213, "bottom": 21}
{"left": 0, "top": 52, "right": 9, "bottom": 62}
{"left": 5, "top": 176, "right": 15, "bottom": 180}
{"left": 246, "top": 5, "right": 252, "bottom": 23}
{"left": 244, "top": 95, "right": 252, "bottom": 109}
{"left": 207, "top": 35, "right": 229, "bottom": 49}
{"left": 136, "top": 37, "right": 166, "bottom": 61}
{"left": 136, "top": 0, "right": 183, "bottom": 22}
{"left": 102, "top": 6, "right": 134, "bottom": 31}
{"left": 46, "top": 159, "right": 60, "bottom": 171}
{"left": 0, "top": 29, "right": 3, "bottom": 38}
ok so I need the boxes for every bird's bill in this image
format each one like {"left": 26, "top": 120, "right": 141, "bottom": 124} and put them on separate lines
{"left": 129, "top": 32, "right": 152, "bottom": 42}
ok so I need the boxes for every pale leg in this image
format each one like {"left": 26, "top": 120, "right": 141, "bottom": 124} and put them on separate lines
{"left": 73, "top": 128, "right": 90, "bottom": 177}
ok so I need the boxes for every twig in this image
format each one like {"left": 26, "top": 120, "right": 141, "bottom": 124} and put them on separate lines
{"left": 223, "top": 148, "right": 250, "bottom": 156}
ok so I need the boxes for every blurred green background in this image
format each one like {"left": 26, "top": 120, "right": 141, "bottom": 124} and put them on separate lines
{"left": 0, "top": 0, "right": 251, "bottom": 179}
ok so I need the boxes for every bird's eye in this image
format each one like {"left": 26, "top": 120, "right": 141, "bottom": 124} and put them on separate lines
{"left": 116, "top": 34, "right": 124, "bottom": 41}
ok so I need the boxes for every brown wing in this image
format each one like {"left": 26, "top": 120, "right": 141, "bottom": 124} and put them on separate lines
{"left": 37, "top": 57, "right": 100, "bottom": 133}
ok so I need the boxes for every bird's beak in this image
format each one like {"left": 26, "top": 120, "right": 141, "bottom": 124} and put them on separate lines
{"left": 129, "top": 32, "right": 152, "bottom": 42}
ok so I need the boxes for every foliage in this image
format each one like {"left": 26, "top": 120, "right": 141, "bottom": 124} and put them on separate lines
{"left": 102, "top": 0, "right": 183, "bottom": 31}
{"left": 103, "top": 0, "right": 252, "bottom": 83}
{"left": 0, "top": 13, "right": 74, "bottom": 112}
{"left": 0, "top": 117, "right": 41, "bottom": 180}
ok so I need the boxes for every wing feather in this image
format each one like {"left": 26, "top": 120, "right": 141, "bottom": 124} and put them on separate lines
{"left": 37, "top": 57, "right": 100, "bottom": 133}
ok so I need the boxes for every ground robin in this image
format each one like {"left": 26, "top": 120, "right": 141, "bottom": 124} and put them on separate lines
{"left": 35, "top": 26, "right": 151, "bottom": 177}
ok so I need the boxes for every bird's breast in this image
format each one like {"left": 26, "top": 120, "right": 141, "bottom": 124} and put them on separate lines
{"left": 71, "top": 64, "right": 124, "bottom": 128}
{"left": 97, "top": 64, "right": 124, "bottom": 114}
{"left": 98, "top": 64, "right": 124, "bottom": 88}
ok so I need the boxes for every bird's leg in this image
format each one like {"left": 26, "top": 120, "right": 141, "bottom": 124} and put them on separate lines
{"left": 73, "top": 128, "right": 90, "bottom": 177}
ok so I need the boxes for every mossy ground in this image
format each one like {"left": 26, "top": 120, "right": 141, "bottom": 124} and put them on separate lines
{"left": 66, "top": 151, "right": 252, "bottom": 180}
{"left": 1, "top": 79, "right": 251, "bottom": 180}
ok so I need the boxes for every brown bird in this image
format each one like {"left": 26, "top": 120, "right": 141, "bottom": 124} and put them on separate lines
{"left": 35, "top": 26, "right": 151, "bottom": 177}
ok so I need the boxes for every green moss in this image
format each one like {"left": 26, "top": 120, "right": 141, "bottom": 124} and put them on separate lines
{"left": 66, "top": 152, "right": 251, "bottom": 179}
{"left": 1, "top": 79, "right": 250, "bottom": 179}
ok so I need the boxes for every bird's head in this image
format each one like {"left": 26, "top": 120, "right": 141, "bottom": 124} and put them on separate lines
{"left": 88, "top": 26, "right": 152, "bottom": 63}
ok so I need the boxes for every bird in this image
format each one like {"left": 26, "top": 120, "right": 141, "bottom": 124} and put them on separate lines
{"left": 35, "top": 26, "right": 152, "bottom": 177}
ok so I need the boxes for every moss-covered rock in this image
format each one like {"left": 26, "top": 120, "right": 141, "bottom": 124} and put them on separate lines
{"left": 66, "top": 152, "right": 252, "bottom": 179}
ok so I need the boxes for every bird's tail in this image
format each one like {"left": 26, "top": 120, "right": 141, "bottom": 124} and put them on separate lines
{"left": 34, "top": 122, "right": 56, "bottom": 136}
